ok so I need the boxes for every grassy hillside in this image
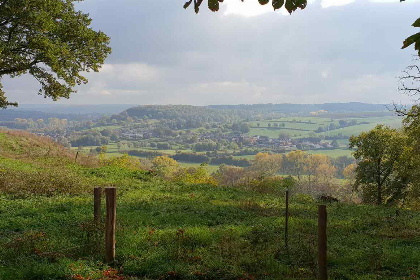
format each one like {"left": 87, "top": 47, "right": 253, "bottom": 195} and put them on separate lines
{"left": 1, "top": 130, "right": 420, "bottom": 279}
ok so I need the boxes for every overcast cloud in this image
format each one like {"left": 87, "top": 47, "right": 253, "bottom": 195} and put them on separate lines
{"left": 3, "top": 0, "right": 420, "bottom": 105}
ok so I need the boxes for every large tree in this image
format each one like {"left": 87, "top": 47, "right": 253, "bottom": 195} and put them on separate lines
{"left": 184, "top": 0, "right": 420, "bottom": 57}
{"left": 349, "top": 125, "right": 409, "bottom": 205}
{"left": 0, "top": 0, "right": 111, "bottom": 108}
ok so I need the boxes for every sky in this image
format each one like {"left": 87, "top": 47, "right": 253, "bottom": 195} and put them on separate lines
{"left": 3, "top": 0, "right": 420, "bottom": 105}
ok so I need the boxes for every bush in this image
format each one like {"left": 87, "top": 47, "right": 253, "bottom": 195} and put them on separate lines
{"left": 0, "top": 168, "right": 89, "bottom": 197}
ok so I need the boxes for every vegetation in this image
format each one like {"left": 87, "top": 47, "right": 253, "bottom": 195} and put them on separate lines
{"left": 0, "top": 0, "right": 111, "bottom": 107}
{"left": 2, "top": 129, "right": 420, "bottom": 279}
{"left": 350, "top": 125, "right": 409, "bottom": 206}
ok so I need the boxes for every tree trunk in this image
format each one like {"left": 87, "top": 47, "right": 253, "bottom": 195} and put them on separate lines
{"left": 377, "top": 183, "right": 382, "bottom": 205}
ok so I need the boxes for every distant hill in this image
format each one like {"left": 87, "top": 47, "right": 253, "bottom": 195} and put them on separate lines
{"left": 208, "top": 102, "right": 392, "bottom": 114}
{"left": 121, "top": 103, "right": 395, "bottom": 123}
{"left": 0, "top": 104, "right": 134, "bottom": 121}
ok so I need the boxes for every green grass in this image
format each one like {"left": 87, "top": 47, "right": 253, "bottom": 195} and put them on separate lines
{"left": 2, "top": 181, "right": 420, "bottom": 279}
{"left": 248, "top": 116, "right": 402, "bottom": 139}
{"left": 178, "top": 162, "right": 220, "bottom": 173}
{"left": 3, "top": 129, "right": 420, "bottom": 279}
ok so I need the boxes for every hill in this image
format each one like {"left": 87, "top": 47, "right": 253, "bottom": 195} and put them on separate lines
{"left": 1, "top": 130, "right": 420, "bottom": 279}
{"left": 209, "top": 102, "right": 393, "bottom": 114}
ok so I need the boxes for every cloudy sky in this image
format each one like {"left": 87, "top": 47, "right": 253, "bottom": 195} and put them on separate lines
{"left": 3, "top": 0, "right": 420, "bottom": 105}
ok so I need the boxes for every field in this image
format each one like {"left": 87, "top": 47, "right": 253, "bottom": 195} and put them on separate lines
{"left": 247, "top": 116, "right": 402, "bottom": 139}
{"left": 70, "top": 115, "right": 403, "bottom": 168}
{"left": 2, "top": 130, "right": 420, "bottom": 279}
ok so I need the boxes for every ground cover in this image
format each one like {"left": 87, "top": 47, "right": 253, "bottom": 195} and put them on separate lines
{"left": 1, "top": 130, "right": 420, "bottom": 279}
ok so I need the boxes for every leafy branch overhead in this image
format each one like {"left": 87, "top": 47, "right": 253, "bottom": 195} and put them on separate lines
{"left": 183, "top": 0, "right": 307, "bottom": 14}
{"left": 185, "top": 0, "right": 420, "bottom": 58}
{"left": 0, "top": 0, "right": 111, "bottom": 108}
{"left": 402, "top": 18, "right": 420, "bottom": 57}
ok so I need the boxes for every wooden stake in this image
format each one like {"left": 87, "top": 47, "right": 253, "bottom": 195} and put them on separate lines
{"left": 285, "top": 190, "right": 289, "bottom": 249}
{"left": 105, "top": 187, "right": 116, "bottom": 263}
{"left": 318, "top": 205, "right": 327, "bottom": 280}
{"left": 94, "top": 187, "right": 102, "bottom": 224}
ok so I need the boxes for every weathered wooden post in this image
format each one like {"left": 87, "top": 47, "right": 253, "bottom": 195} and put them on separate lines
{"left": 318, "top": 205, "right": 327, "bottom": 280}
{"left": 285, "top": 190, "right": 289, "bottom": 249}
{"left": 94, "top": 187, "right": 102, "bottom": 224}
{"left": 105, "top": 187, "right": 116, "bottom": 263}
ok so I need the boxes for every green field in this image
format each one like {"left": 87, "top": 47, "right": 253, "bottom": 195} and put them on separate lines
{"left": 248, "top": 116, "right": 402, "bottom": 139}
{"left": 2, "top": 130, "right": 420, "bottom": 279}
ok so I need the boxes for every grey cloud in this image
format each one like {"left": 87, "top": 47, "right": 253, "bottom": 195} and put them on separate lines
{"left": 2, "top": 0, "right": 419, "bottom": 105}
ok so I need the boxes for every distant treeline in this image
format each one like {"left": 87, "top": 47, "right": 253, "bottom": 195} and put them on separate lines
{"left": 125, "top": 150, "right": 164, "bottom": 158}
{"left": 125, "top": 150, "right": 251, "bottom": 167}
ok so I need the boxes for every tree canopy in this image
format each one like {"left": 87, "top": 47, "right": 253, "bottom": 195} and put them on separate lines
{"left": 349, "top": 125, "right": 409, "bottom": 205}
{"left": 0, "top": 0, "right": 111, "bottom": 108}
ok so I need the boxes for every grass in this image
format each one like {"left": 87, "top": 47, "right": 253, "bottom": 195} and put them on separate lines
{"left": 248, "top": 116, "right": 402, "bottom": 139}
{"left": 2, "top": 129, "right": 420, "bottom": 279}
{"left": 2, "top": 181, "right": 420, "bottom": 279}
{"left": 178, "top": 162, "right": 220, "bottom": 173}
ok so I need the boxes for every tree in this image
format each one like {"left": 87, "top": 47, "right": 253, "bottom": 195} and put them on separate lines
{"left": 278, "top": 132, "right": 291, "bottom": 141}
{"left": 152, "top": 156, "right": 180, "bottom": 179}
{"left": 184, "top": 0, "right": 420, "bottom": 58}
{"left": 349, "top": 125, "right": 408, "bottom": 205}
{"left": 331, "top": 140, "right": 339, "bottom": 148}
{"left": 304, "top": 154, "right": 331, "bottom": 183}
{"left": 285, "top": 150, "right": 306, "bottom": 180}
{"left": 0, "top": 0, "right": 111, "bottom": 108}
{"left": 251, "top": 152, "right": 283, "bottom": 179}
{"left": 214, "top": 164, "right": 246, "bottom": 187}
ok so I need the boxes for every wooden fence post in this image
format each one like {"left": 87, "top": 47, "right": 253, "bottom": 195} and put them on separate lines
{"left": 94, "top": 187, "right": 102, "bottom": 225}
{"left": 285, "top": 190, "right": 289, "bottom": 249}
{"left": 318, "top": 205, "right": 327, "bottom": 280}
{"left": 105, "top": 187, "right": 117, "bottom": 263}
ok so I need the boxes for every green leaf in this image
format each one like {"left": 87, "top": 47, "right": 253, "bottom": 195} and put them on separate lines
{"left": 183, "top": 0, "right": 193, "bottom": 9}
{"left": 296, "top": 0, "right": 307, "bottom": 9}
{"left": 208, "top": 0, "right": 219, "bottom": 12}
{"left": 402, "top": 32, "right": 420, "bottom": 49}
{"left": 284, "top": 0, "right": 295, "bottom": 13}
{"left": 194, "top": 0, "right": 204, "bottom": 13}
{"left": 272, "top": 0, "right": 285, "bottom": 10}
{"left": 412, "top": 17, "right": 420, "bottom": 28}
{"left": 258, "top": 0, "right": 270, "bottom": 5}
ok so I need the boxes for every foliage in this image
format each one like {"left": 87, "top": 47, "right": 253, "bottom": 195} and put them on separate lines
{"left": 349, "top": 125, "right": 409, "bottom": 205}
{"left": 3, "top": 129, "right": 420, "bottom": 279}
{"left": 0, "top": 0, "right": 111, "bottom": 107}
{"left": 250, "top": 152, "right": 283, "bottom": 179}
{"left": 210, "top": 155, "right": 250, "bottom": 167}
{"left": 99, "top": 154, "right": 142, "bottom": 170}
{"left": 184, "top": 0, "right": 307, "bottom": 14}
{"left": 402, "top": 18, "right": 420, "bottom": 58}
{"left": 171, "top": 152, "right": 210, "bottom": 164}
{"left": 214, "top": 164, "right": 247, "bottom": 187}
{"left": 285, "top": 150, "right": 307, "bottom": 180}
{"left": 173, "top": 165, "right": 216, "bottom": 185}
{"left": 152, "top": 156, "right": 180, "bottom": 179}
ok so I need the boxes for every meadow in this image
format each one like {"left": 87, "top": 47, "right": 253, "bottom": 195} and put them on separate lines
{"left": 247, "top": 116, "right": 402, "bottom": 139}
{"left": 2, "top": 130, "right": 420, "bottom": 279}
